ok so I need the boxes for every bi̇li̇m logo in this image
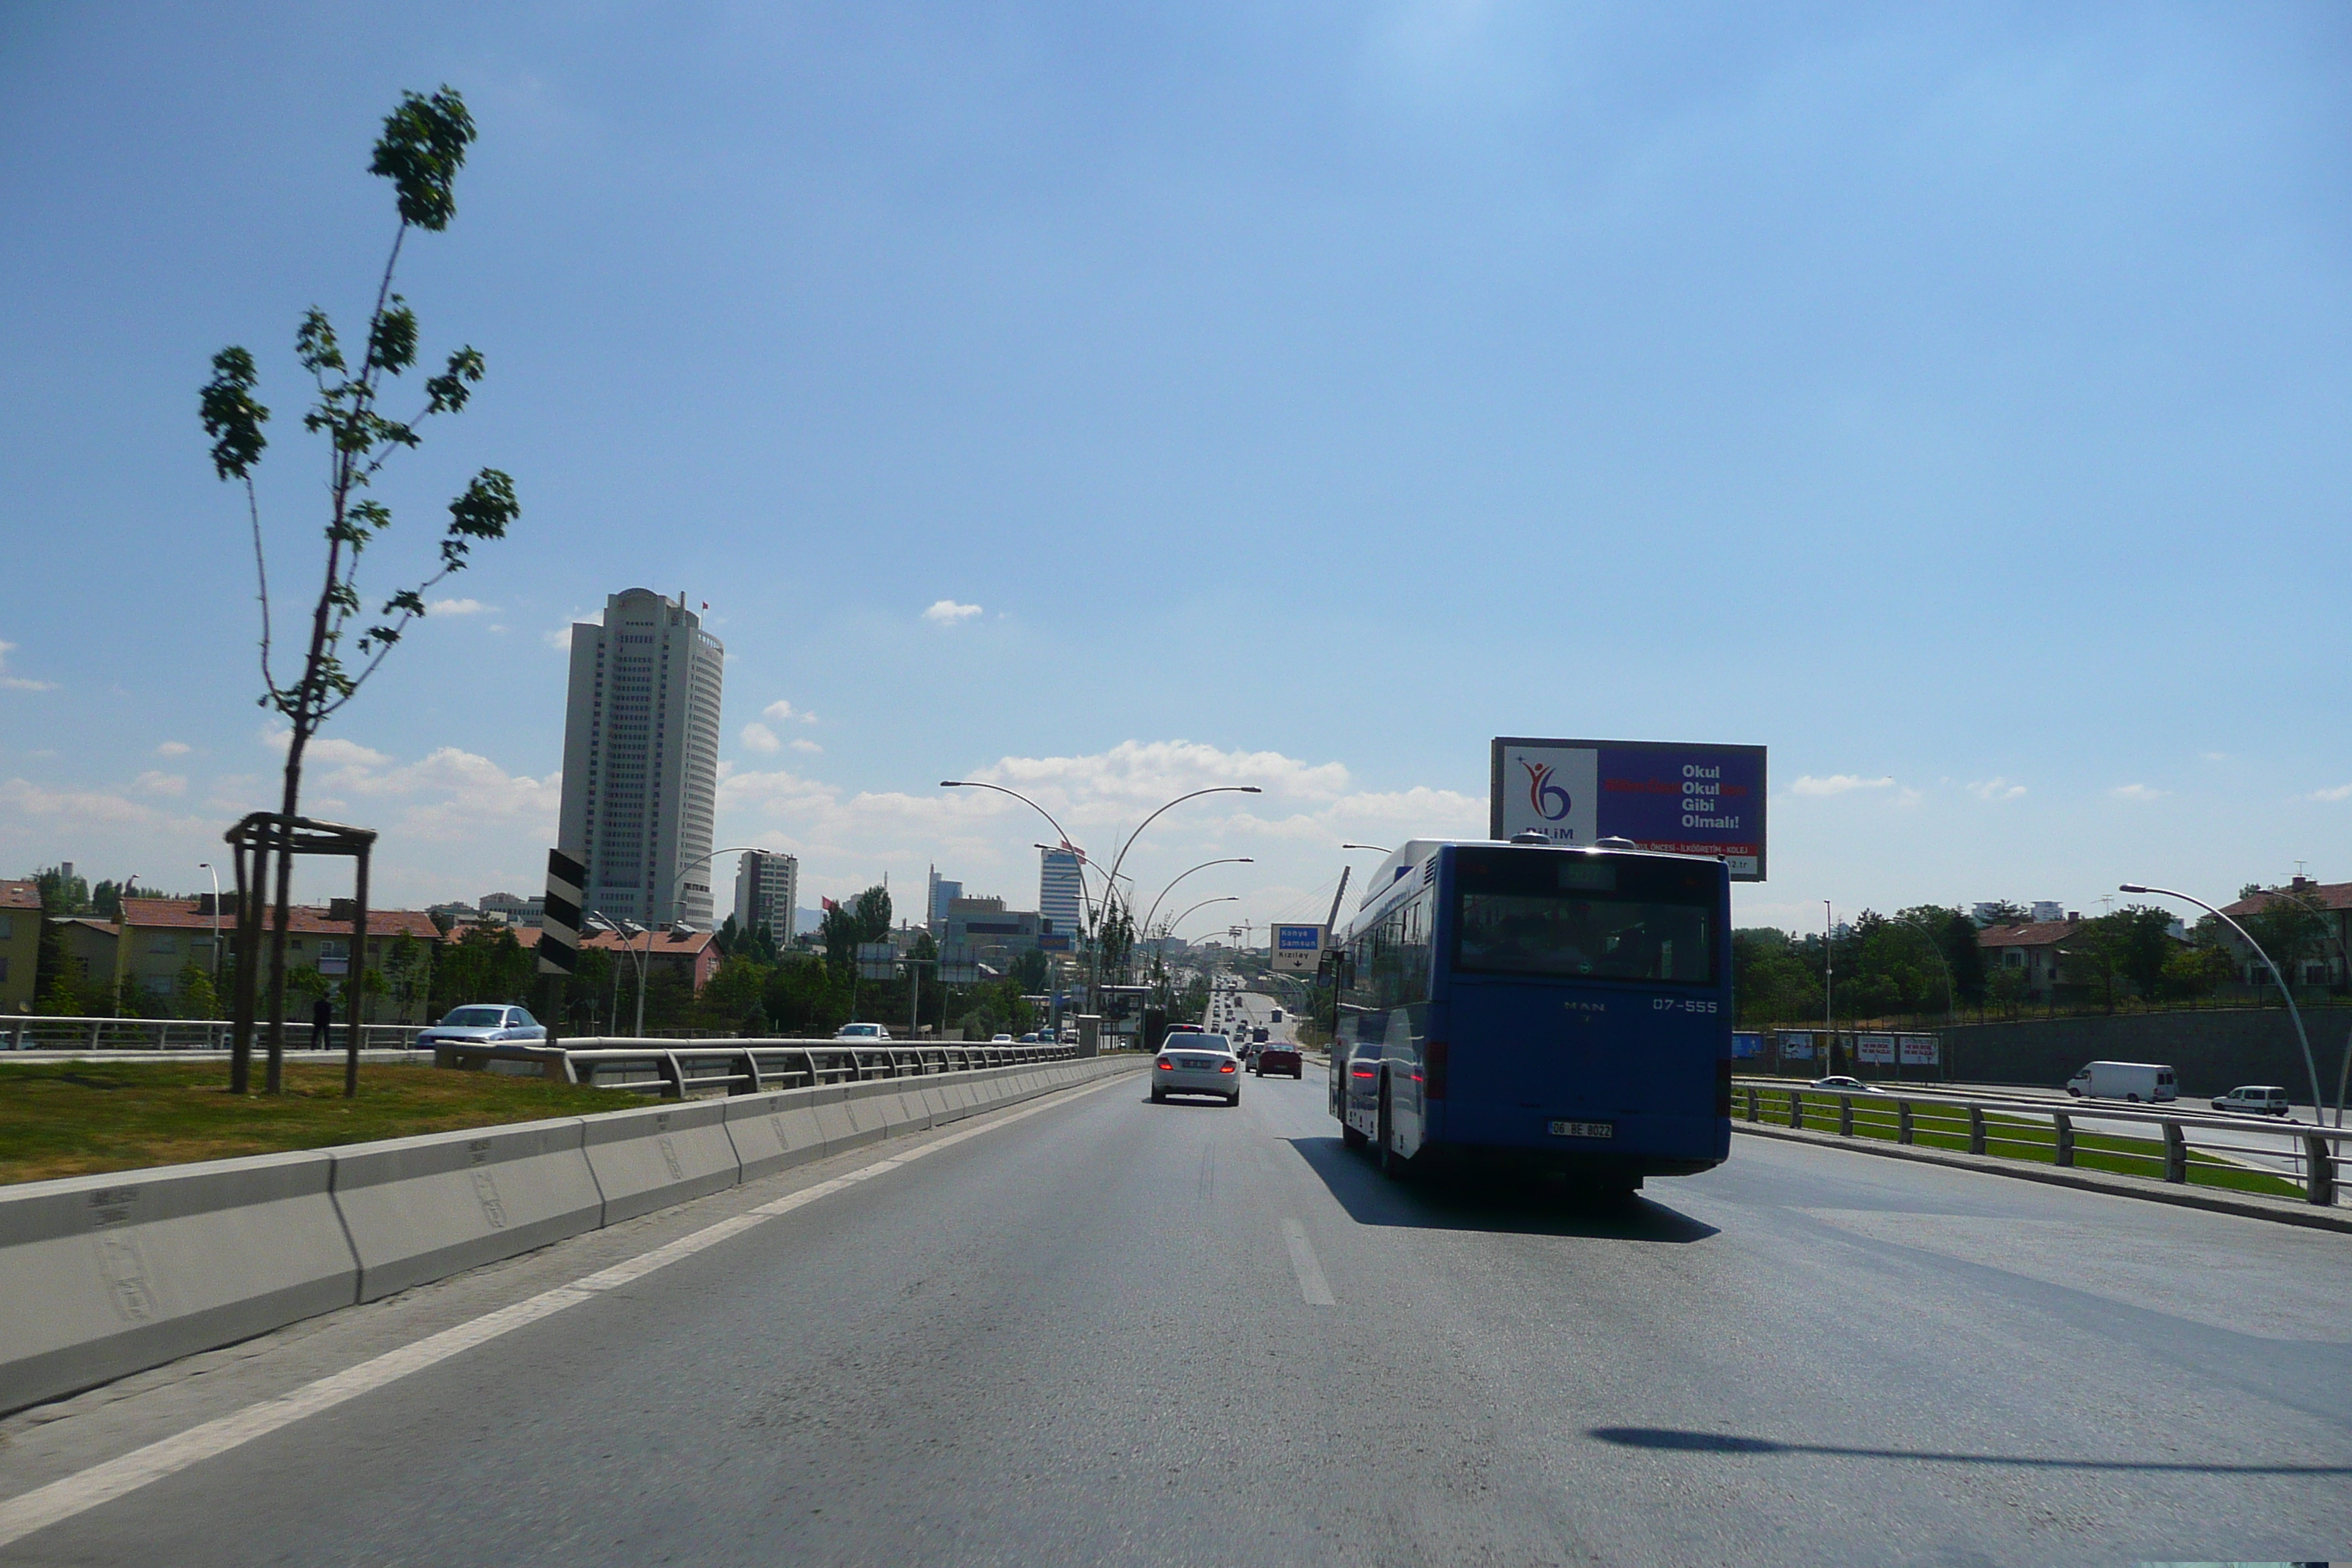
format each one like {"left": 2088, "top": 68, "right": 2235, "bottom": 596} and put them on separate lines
{"left": 1520, "top": 759, "right": 1572, "bottom": 822}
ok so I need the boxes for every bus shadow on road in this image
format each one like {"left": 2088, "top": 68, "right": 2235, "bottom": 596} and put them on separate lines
{"left": 1284, "top": 1136, "right": 1719, "bottom": 1243}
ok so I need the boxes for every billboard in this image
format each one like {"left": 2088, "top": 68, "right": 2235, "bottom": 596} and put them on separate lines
{"left": 1490, "top": 737, "right": 1767, "bottom": 880}
{"left": 1779, "top": 1031, "right": 1814, "bottom": 1061}
{"left": 1857, "top": 1033, "right": 1896, "bottom": 1065}
{"left": 1270, "top": 923, "right": 1326, "bottom": 974}
{"left": 1732, "top": 1031, "right": 1764, "bottom": 1060}
{"left": 1899, "top": 1034, "right": 1940, "bottom": 1066}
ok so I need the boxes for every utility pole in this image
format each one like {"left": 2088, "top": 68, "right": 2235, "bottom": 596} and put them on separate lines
{"left": 1823, "top": 900, "right": 1834, "bottom": 1075}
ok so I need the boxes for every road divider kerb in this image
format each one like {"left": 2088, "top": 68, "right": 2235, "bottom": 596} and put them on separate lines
{"left": 0, "top": 1055, "right": 1144, "bottom": 1420}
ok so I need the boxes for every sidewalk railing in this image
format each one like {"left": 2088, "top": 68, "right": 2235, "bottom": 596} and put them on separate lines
{"left": 434, "top": 1036, "right": 1090, "bottom": 1097}
{"left": 1735, "top": 1076, "right": 2345, "bottom": 1207}
{"left": 1, "top": 1014, "right": 429, "bottom": 1052}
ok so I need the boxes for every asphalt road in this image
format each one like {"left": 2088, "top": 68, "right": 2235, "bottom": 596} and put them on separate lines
{"left": 4, "top": 1066, "right": 2348, "bottom": 1567}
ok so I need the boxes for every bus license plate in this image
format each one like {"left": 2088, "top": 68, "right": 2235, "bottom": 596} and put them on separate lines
{"left": 1549, "top": 1120, "right": 1613, "bottom": 1139}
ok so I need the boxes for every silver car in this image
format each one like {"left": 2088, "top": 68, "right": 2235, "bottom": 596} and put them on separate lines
{"left": 1151, "top": 1035, "right": 1242, "bottom": 1106}
{"left": 416, "top": 1004, "right": 545, "bottom": 1049}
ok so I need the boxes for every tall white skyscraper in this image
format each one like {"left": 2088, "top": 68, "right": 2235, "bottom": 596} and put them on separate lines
{"left": 557, "top": 589, "right": 724, "bottom": 930}
{"left": 1039, "top": 848, "right": 1085, "bottom": 938}
{"left": 927, "top": 868, "right": 962, "bottom": 936}
{"left": 734, "top": 850, "right": 798, "bottom": 940}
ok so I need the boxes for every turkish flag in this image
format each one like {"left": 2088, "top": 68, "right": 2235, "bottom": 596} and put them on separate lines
{"left": 821, "top": 897, "right": 839, "bottom": 913}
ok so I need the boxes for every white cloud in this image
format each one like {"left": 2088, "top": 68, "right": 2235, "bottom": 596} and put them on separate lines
{"left": 260, "top": 728, "right": 391, "bottom": 768}
{"left": 2110, "top": 783, "right": 2168, "bottom": 802}
{"left": 543, "top": 627, "right": 573, "bottom": 652}
{"left": 0, "top": 777, "right": 170, "bottom": 827}
{"left": 1967, "top": 777, "right": 2027, "bottom": 802}
{"left": 1792, "top": 774, "right": 1896, "bottom": 797}
{"left": 740, "top": 722, "right": 781, "bottom": 754}
{"left": 762, "top": 699, "right": 818, "bottom": 725}
{"left": 156, "top": 741, "right": 193, "bottom": 758}
{"left": 921, "top": 600, "right": 983, "bottom": 625}
{"left": 0, "top": 640, "right": 58, "bottom": 693}
{"left": 2304, "top": 783, "right": 2352, "bottom": 802}
{"left": 791, "top": 739, "right": 823, "bottom": 754}
{"left": 427, "top": 598, "right": 496, "bottom": 617}
{"left": 305, "top": 744, "right": 560, "bottom": 843}
{"left": 135, "top": 771, "right": 187, "bottom": 797}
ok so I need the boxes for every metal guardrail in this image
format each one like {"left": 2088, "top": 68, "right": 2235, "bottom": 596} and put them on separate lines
{"left": 1735, "top": 1076, "right": 2345, "bottom": 1207}
{"left": 434, "top": 1036, "right": 1098, "bottom": 1098}
{"left": 1, "top": 1014, "right": 429, "bottom": 1052}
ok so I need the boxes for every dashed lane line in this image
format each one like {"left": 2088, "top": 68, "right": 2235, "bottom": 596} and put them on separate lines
{"left": 1281, "top": 1217, "right": 1337, "bottom": 1305}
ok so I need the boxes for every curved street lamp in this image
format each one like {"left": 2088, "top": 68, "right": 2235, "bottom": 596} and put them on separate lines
{"left": 941, "top": 780, "right": 1080, "bottom": 856}
{"left": 2120, "top": 883, "right": 2334, "bottom": 1126}
{"left": 1161, "top": 894, "right": 1240, "bottom": 940}
{"left": 1140, "top": 857, "right": 1255, "bottom": 943}
{"left": 1095, "top": 785, "right": 1263, "bottom": 995}
{"left": 1341, "top": 843, "right": 1391, "bottom": 854}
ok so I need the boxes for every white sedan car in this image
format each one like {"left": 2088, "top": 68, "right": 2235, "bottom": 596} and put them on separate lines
{"left": 832, "top": 1022, "right": 893, "bottom": 1041}
{"left": 416, "top": 1005, "right": 546, "bottom": 1049}
{"left": 1151, "top": 1036, "right": 1242, "bottom": 1106}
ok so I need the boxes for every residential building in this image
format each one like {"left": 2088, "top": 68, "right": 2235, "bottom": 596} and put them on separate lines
{"left": 734, "top": 850, "right": 798, "bottom": 940}
{"left": 927, "top": 870, "right": 962, "bottom": 936}
{"left": 113, "top": 898, "right": 441, "bottom": 1014}
{"left": 1040, "top": 848, "right": 1085, "bottom": 942}
{"left": 513, "top": 924, "right": 720, "bottom": 993}
{"left": 427, "top": 900, "right": 478, "bottom": 930}
{"left": 1977, "top": 918, "right": 2081, "bottom": 1003}
{"left": 557, "top": 589, "right": 725, "bottom": 931}
{"left": 2220, "top": 876, "right": 2351, "bottom": 989}
{"left": 51, "top": 919, "right": 119, "bottom": 995}
{"left": 478, "top": 892, "right": 545, "bottom": 927}
{"left": 0, "top": 880, "right": 39, "bottom": 1011}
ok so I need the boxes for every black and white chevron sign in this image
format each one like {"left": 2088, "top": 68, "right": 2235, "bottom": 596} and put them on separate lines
{"left": 538, "top": 848, "right": 587, "bottom": 976}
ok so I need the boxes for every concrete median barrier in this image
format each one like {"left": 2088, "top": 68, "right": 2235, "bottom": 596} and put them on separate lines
{"left": 727, "top": 1093, "right": 830, "bottom": 1180}
{"left": 333, "top": 1117, "right": 603, "bottom": 1303}
{"left": 582, "top": 1098, "right": 742, "bottom": 1224}
{"left": 807, "top": 1085, "right": 870, "bottom": 1153}
{"left": 0, "top": 1150, "right": 358, "bottom": 1414}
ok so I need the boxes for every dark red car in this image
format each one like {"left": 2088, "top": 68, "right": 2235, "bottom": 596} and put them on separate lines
{"left": 1252, "top": 1041, "right": 1303, "bottom": 1079}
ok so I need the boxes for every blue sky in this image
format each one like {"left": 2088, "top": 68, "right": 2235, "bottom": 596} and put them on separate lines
{"left": 1, "top": 1, "right": 2347, "bottom": 935}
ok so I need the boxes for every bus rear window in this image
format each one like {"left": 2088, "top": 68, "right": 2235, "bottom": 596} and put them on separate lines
{"left": 1454, "top": 889, "right": 1714, "bottom": 984}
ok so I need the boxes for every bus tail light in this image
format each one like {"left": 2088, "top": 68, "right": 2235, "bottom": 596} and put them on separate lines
{"left": 1716, "top": 1057, "right": 1733, "bottom": 1118}
{"left": 1424, "top": 1041, "right": 1448, "bottom": 1100}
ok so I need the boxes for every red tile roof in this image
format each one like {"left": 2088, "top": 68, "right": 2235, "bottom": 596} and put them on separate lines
{"left": 497, "top": 925, "right": 716, "bottom": 955}
{"left": 1, "top": 879, "right": 39, "bottom": 912}
{"left": 2223, "top": 881, "right": 2352, "bottom": 917}
{"left": 117, "top": 898, "right": 441, "bottom": 940}
{"left": 1977, "top": 919, "right": 2078, "bottom": 949}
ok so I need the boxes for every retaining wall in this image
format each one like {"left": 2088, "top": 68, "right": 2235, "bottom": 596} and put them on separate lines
{"left": 1937, "top": 1007, "right": 2352, "bottom": 1097}
{"left": 0, "top": 1054, "right": 1144, "bottom": 1415}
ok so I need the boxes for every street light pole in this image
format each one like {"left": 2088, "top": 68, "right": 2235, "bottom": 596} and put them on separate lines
{"left": 1092, "top": 785, "right": 1264, "bottom": 1005}
{"left": 197, "top": 862, "right": 221, "bottom": 983}
{"left": 1823, "top": 900, "right": 1834, "bottom": 1074}
{"left": 1139, "top": 857, "right": 1254, "bottom": 949}
{"left": 587, "top": 913, "right": 649, "bottom": 1038}
{"left": 2121, "top": 883, "right": 2334, "bottom": 1128}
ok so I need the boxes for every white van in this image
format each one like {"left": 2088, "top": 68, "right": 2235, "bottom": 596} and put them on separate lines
{"left": 2065, "top": 1060, "right": 2176, "bottom": 1104}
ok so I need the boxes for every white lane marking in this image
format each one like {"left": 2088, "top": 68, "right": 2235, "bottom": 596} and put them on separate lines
{"left": 0, "top": 1072, "right": 1130, "bottom": 1550}
{"left": 1281, "top": 1217, "right": 1336, "bottom": 1306}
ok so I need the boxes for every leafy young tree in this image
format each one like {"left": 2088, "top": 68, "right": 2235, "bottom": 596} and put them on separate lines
{"left": 198, "top": 86, "right": 519, "bottom": 1080}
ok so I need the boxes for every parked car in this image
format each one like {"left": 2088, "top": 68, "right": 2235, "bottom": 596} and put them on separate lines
{"left": 2065, "top": 1060, "right": 2176, "bottom": 1103}
{"left": 1151, "top": 1036, "right": 1241, "bottom": 1106}
{"left": 1254, "top": 1041, "right": 1303, "bottom": 1079}
{"left": 1809, "top": 1074, "right": 1874, "bottom": 1093}
{"left": 832, "top": 1022, "right": 892, "bottom": 1041}
{"left": 2212, "top": 1085, "right": 2293, "bottom": 1117}
{"left": 417, "top": 1005, "right": 545, "bottom": 1050}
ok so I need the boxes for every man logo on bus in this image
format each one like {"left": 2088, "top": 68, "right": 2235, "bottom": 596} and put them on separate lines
{"left": 1521, "top": 758, "right": 1572, "bottom": 822}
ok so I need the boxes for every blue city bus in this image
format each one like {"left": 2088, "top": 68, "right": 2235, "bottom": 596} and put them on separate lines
{"left": 1323, "top": 838, "right": 1732, "bottom": 1191}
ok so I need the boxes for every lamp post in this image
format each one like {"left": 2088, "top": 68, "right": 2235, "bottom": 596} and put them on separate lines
{"left": 1341, "top": 843, "right": 1390, "bottom": 855}
{"left": 587, "top": 913, "right": 649, "bottom": 1038}
{"left": 1160, "top": 894, "right": 1240, "bottom": 942}
{"left": 1139, "top": 858, "right": 1254, "bottom": 949}
{"left": 197, "top": 862, "right": 221, "bottom": 983}
{"left": 2121, "top": 883, "right": 2334, "bottom": 1128}
{"left": 941, "top": 780, "right": 1080, "bottom": 853}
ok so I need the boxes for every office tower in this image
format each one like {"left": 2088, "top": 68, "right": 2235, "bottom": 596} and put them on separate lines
{"left": 557, "top": 589, "right": 725, "bottom": 930}
{"left": 927, "top": 868, "right": 962, "bottom": 935}
{"left": 734, "top": 850, "right": 798, "bottom": 940}
{"left": 1040, "top": 847, "right": 1085, "bottom": 938}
